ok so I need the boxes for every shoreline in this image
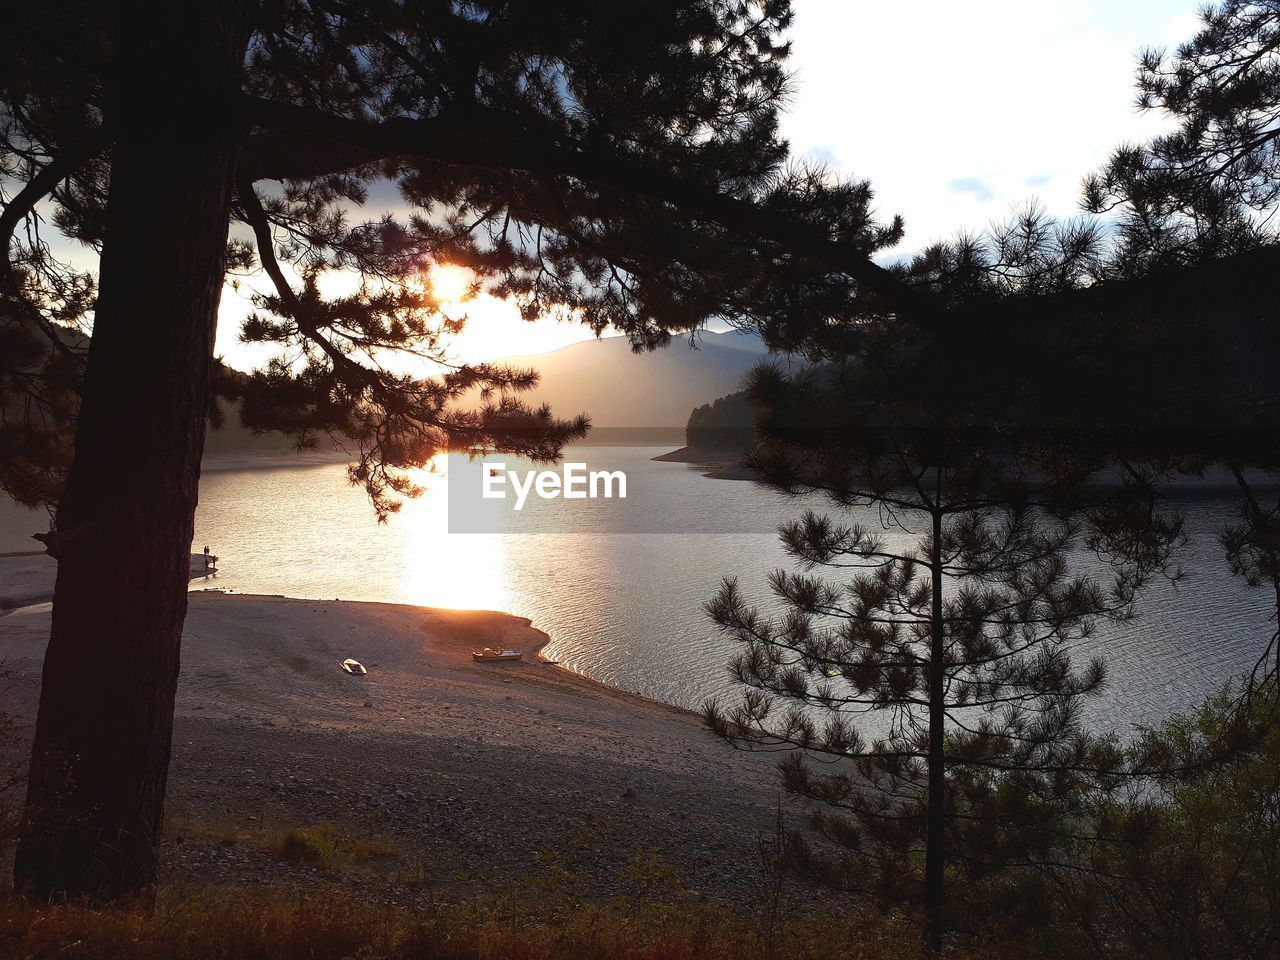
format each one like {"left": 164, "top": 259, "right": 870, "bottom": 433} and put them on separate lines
{"left": 199, "top": 434, "right": 689, "bottom": 476}
{"left": 194, "top": 591, "right": 701, "bottom": 724}
{"left": 2, "top": 542, "right": 689, "bottom": 725}
{"left": 4, "top": 579, "right": 697, "bottom": 729}
{"left": 652, "top": 445, "right": 760, "bottom": 481}
{"left": 1, "top": 551, "right": 214, "bottom": 612}
{"left": 654, "top": 446, "right": 1280, "bottom": 493}
{"left": 200, "top": 451, "right": 353, "bottom": 474}
{"left": 0, "top": 590, "right": 794, "bottom": 903}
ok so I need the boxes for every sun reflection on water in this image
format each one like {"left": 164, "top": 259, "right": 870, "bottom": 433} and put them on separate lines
{"left": 396, "top": 456, "right": 517, "bottom": 614}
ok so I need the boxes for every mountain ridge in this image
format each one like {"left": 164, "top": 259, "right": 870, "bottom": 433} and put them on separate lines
{"left": 493, "top": 328, "right": 775, "bottom": 428}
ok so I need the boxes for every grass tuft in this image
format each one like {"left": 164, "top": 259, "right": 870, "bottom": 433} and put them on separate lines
{"left": 266, "top": 823, "right": 396, "bottom": 868}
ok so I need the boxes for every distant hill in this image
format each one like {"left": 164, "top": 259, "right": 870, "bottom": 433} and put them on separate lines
{"left": 200, "top": 329, "right": 775, "bottom": 462}
{"left": 493, "top": 329, "right": 776, "bottom": 428}
{"left": 649, "top": 386, "right": 759, "bottom": 473}
{"left": 686, "top": 390, "right": 756, "bottom": 451}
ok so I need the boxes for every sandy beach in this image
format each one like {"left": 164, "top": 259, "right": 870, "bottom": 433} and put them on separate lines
{"left": 0, "top": 581, "right": 811, "bottom": 905}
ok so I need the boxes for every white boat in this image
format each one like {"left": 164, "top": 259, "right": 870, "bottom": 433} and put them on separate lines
{"left": 340, "top": 658, "right": 368, "bottom": 675}
{"left": 472, "top": 648, "right": 523, "bottom": 662}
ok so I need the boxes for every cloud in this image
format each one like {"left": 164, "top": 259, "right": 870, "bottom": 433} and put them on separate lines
{"left": 803, "top": 145, "right": 842, "bottom": 168}
{"left": 782, "top": 0, "right": 1199, "bottom": 248}
{"left": 1025, "top": 174, "right": 1054, "bottom": 187}
{"left": 947, "top": 177, "right": 996, "bottom": 202}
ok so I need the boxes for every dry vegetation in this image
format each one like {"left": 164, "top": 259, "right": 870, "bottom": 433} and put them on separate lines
{"left": 261, "top": 823, "right": 398, "bottom": 869}
{"left": 0, "top": 887, "right": 1000, "bottom": 960}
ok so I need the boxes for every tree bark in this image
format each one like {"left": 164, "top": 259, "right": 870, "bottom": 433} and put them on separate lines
{"left": 924, "top": 468, "right": 946, "bottom": 953}
{"left": 13, "top": 3, "right": 249, "bottom": 901}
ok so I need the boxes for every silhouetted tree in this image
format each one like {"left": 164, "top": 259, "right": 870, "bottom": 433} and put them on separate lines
{"left": 686, "top": 390, "right": 757, "bottom": 452}
{"left": 1082, "top": 0, "right": 1280, "bottom": 700}
{"left": 1084, "top": 0, "right": 1279, "bottom": 272}
{"left": 702, "top": 201, "right": 1199, "bottom": 951}
{"left": 709, "top": 4, "right": 1280, "bottom": 947}
{"left": 0, "top": 0, "right": 920, "bottom": 900}
{"left": 985, "top": 8, "right": 1280, "bottom": 948}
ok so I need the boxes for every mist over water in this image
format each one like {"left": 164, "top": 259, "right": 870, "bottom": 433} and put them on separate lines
{"left": 4, "top": 445, "right": 1272, "bottom": 730}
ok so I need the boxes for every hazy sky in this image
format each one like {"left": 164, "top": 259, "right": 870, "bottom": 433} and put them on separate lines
{"left": 216, "top": 0, "right": 1205, "bottom": 369}
{"left": 782, "top": 0, "right": 1202, "bottom": 248}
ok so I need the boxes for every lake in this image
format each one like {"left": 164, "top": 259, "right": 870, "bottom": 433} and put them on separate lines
{"left": 3, "top": 445, "right": 1274, "bottom": 730}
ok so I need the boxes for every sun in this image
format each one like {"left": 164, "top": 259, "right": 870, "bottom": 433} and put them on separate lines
{"left": 429, "top": 263, "right": 472, "bottom": 304}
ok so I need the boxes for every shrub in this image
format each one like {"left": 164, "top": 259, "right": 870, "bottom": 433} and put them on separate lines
{"left": 266, "top": 824, "right": 395, "bottom": 868}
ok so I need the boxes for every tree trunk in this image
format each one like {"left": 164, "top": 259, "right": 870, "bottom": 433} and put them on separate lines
{"left": 13, "top": 3, "right": 249, "bottom": 901}
{"left": 923, "top": 469, "right": 946, "bottom": 953}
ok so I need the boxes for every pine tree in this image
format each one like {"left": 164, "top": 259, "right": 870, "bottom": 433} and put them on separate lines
{"left": 0, "top": 0, "right": 914, "bottom": 900}
{"left": 1083, "top": 0, "right": 1280, "bottom": 697}
{"left": 702, "top": 209, "right": 1187, "bottom": 951}
{"left": 1083, "top": 0, "right": 1280, "bottom": 271}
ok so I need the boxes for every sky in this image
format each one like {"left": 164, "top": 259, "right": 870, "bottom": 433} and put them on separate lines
{"left": 781, "top": 0, "right": 1203, "bottom": 248}
{"left": 211, "top": 0, "right": 1207, "bottom": 370}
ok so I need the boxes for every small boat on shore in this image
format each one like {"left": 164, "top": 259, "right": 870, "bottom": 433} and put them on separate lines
{"left": 472, "top": 647, "right": 523, "bottom": 662}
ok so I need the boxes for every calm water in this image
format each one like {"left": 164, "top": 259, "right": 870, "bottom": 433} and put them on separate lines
{"left": 4, "top": 445, "right": 1275, "bottom": 729}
